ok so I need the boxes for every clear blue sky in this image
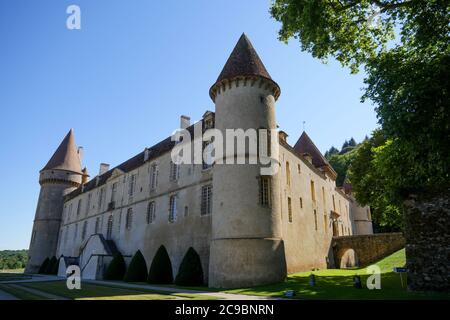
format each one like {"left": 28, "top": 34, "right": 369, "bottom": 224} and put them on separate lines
{"left": 0, "top": 0, "right": 378, "bottom": 250}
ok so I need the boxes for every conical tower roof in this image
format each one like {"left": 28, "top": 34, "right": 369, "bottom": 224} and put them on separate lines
{"left": 210, "top": 33, "right": 280, "bottom": 101}
{"left": 41, "top": 129, "right": 82, "bottom": 174}
{"left": 216, "top": 33, "right": 272, "bottom": 83}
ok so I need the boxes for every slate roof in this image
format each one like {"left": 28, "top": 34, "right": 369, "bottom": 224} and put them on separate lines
{"left": 42, "top": 129, "right": 83, "bottom": 174}
{"left": 65, "top": 118, "right": 205, "bottom": 201}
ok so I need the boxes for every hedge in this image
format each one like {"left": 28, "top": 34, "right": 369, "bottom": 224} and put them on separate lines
{"left": 104, "top": 252, "right": 126, "bottom": 280}
{"left": 124, "top": 250, "right": 148, "bottom": 282}
{"left": 147, "top": 245, "right": 173, "bottom": 284}
{"left": 175, "top": 247, "right": 204, "bottom": 286}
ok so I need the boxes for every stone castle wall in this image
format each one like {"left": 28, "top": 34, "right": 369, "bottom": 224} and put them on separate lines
{"left": 404, "top": 189, "right": 450, "bottom": 292}
{"left": 332, "top": 232, "right": 405, "bottom": 268}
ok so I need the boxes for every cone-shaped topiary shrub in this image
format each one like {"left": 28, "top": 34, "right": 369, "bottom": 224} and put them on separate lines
{"left": 147, "top": 245, "right": 173, "bottom": 284}
{"left": 38, "top": 257, "right": 50, "bottom": 274}
{"left": 175, "top": 247, "right": 204, "bottom": 286}
{"left": 45, "top": 256, "right": 58, "bottom": 275}
{"left": 124, "top": 250, "right": 148, "bottom": 282}
{"left": 104, "top": 252, "right": 126, "bottom": 280}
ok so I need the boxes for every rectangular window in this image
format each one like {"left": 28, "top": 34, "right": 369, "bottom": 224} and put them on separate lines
{"left": 310, "top": 180, "right": 316, "bottom": 203}
{"left": 150, "top": 164, "right": 158, "bottom": 190}
{"left": 314, "top": 210, "right": 318, "bottom": 231}
{"left": 76, "top": 199, "right": 82, "bottom": 216}
{"left": 322, "top": 187, "right": 326, "bottom": 209}
{"left": 299, "top": 197, "right": 303, "bottom": 209}
{"left": 286, "top": 162, "right": 291, "bottom": 186}
{"left": 170, "top": 162, "right": 179, "bottom": 181}
{"left": 169, "top": 195, "right": 177, "bottom": 223}
{"left": 201, "top": 185, "right": 213, "bottom": 216}
{"left": 111, "top": 182, "right": 118, "bottom": 202}
{"left": 86, "top": 193, "right": 92, "bottom": 215}
{"left": 259, "top": 176, "right": 271, "bottom": 207}
{"left": 202, "top": 141, "right": 213, "bottom": 170}
{"left": 129, "top": 174, "right": 137, "bottom": 197}
{"left": 126, "top": 208, "right": 133, "bottom": 230}
{"left": 82, "top": 221, "right": 87, "bottom": 240}
{"left": 95, "top": 217, "right": 100, "bottom": 234}
{"left": 98, "top": 188, "right": 105, "bottom": 211}
{"left": 147, "top": 201, "right": 155, "bottom": 224}
{"left": 324, "top": 214, "right": 328, "bottom": 233}
{"left": 107, "top": 215, "right": 113, "bottom": 239}
{"left": 297, "top": 164, "right": 301, "bottom": 174}
{"left": 332, "top": 195, "right": 336, "bottom": 212}
{"left": 288, "top": 197, "right": 292, "bottom": 223}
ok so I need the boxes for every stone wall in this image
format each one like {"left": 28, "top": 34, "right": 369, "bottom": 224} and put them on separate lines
{"left": 332, "top": 233, "right": 405, "bottom": 268}
{"left": 403, "top": 189, "right": 450, "bottom": 292}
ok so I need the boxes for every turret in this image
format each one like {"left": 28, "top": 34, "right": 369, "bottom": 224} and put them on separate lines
{"left": 208, "top": 34, "right": 286, "bottom": 288}
{"left": 25, "top": 129, "right": 83, "bottom": 273}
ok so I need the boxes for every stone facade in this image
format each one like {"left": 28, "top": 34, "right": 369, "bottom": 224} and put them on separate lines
{"left": 26, "top": 34, "right": 374, "bottom": 288}
{"left": 404, "top": 189, "right": 450, "bottom": 292}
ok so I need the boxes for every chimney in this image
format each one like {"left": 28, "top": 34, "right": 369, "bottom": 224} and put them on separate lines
{"left": 77, "top": 146, "right": 84, "bottom": 163}
{"left": 82, "top": 167, "right": 89, "bottom": 184}
{"left": 144, "top": 148, "right": 150, "bottom": 162}
{"left": 180, "top": 115, "right": 191, "bottom": 129}
{"left": 278, "top": 131, "right": 288, "bottom": 144}
{"left": 99, "top": 163, "right": 110, "bottom": 176}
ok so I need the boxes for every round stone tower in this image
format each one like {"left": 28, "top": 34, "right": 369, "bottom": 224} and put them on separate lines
{"left": 25, "top": 129, "right": 83, "bottom": 273}
{"left": 208, "top": 34, "right": 287, "bottom": 288}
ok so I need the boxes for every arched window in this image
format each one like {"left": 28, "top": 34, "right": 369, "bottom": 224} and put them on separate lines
{"left": 126, "top": 208, "right": 133, "bottom": 230}
{"left": 147, "top": 202, "right": 155, "bottom": 224}
{"left": 107, "top": 215, "right": 113, "bottom": 239}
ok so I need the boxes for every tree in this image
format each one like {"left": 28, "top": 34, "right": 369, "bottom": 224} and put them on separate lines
{"left": 104, "top": 252, "right": 126, "bottom": 280}
{"left": 271, "top": 0, "right": 449, "bottom": 219}
{"left": 124, "top": 250, "right": 148, "bottom": 282}
{"left": 324, "top": 146, "right": 339, "bottom": 159}
{"left": 348, "top": 130, "right": 402, "bottom": 231}
{"left": 38, "top": 257, "right": 50, "bottom": 274}
{"left": 175, "top": 247, "right": 204, "bottom": 286}
{"left": 147, "top": 246, "right": 173, "bottom": 284}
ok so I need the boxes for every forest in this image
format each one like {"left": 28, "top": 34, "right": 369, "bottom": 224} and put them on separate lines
{"left": 0, "top": 250, "right": 28, "bottom": 270}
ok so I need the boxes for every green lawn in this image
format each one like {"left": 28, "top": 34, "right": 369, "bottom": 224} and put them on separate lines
{"left": 0, "top": 272, "right": 32, "bottom": 283}
{"left": 21, "top": 281, "right": 217, "bottom": 300}
{"left": 222, "top": 249, "right": 450, "bottom": 300}
{"left": 0, "top": 284, "right": 48, "bottom": 300}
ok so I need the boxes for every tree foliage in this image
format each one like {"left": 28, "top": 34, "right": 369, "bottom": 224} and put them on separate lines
{"left": 348, "top": 130, "right": 403, "bottom": 231}
{"left": 0, "top": 250, "right": 28, "bottom": 270}
{"left": 271, "top": 0, "right": 450, "bottom": 225}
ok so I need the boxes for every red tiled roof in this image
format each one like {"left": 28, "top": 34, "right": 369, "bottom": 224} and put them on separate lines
{"left": 293, "top": 131, "right": 331, "bottom": 169}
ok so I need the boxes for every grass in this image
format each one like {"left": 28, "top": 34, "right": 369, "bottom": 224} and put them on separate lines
{"left": 21, "top": 281, "right": 218, "bottom": 300}
{"left": 221, "top": 249, "right": 450, "bottom": 300}
{"left": 0, "top": 272, "right": 32, "bottom": 282}
{"left": 0, "top": 284, "right": 49, "bottom": 300}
